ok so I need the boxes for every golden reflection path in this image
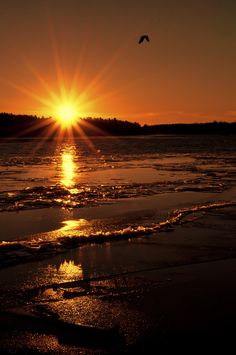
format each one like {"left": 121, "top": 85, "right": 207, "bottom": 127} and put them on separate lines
{"left": 60, "top": 219, "right": 88, "bottom": 233}
{"left": 39, "top": 219, "right": 88, "bottom": 287}
{"left": 60, "top": 145, "right": 77, "bottom": 189}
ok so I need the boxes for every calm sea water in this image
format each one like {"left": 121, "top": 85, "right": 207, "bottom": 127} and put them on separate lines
{"left": 0, "top": 135, "right": 236, "bottom": 268}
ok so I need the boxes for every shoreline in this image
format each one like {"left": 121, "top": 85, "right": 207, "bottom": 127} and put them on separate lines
{"left": 1, "top": 186, "right": 236, "bottom": 241}
{"left": 0, "top": 188, "right": 236, "bottom": 272}
{"left": 1, "top": 256, "right": 236, "bottom": 353}
{"left": 0, "top": 188, "right": 236, "bottom": 353}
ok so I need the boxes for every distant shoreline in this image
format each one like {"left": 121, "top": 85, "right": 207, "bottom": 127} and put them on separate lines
{"left": 0, "top": 113, "right": 236, "bottom": 137}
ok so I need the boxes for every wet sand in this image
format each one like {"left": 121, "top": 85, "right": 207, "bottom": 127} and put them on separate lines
{"left": 0, "top": 200, "right": 236, "bottom": 354}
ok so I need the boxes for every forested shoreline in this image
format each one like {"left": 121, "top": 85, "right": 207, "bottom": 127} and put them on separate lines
{"left": 0, "top": 113, "right": 236, "bottom": 137}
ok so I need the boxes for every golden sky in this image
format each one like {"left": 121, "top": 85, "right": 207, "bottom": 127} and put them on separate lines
{"left": 0, "top": 0, "right": 235, "bottom": 124}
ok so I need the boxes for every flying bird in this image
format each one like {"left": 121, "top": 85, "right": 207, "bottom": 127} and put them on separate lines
{"left": 138, "top": 35, "right": 150, "bottom": 44}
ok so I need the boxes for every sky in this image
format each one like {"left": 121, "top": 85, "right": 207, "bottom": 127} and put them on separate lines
{"left": 0, "top": 0, "right": 235, "bottom": 124}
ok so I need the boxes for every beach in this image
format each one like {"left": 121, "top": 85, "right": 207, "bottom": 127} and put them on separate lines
{"left": 1, "top": 0, "right": 236, "bottom": 351}
{"left": 1, "top": 192, "right": 236, "bottom": 353}
{"left": 0, "top": 135, "right": 236, "bottom": 353}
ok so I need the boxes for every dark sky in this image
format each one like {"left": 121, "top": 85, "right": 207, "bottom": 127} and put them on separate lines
{"left": 0, "top": 0, "right": 235, "bottom": 124}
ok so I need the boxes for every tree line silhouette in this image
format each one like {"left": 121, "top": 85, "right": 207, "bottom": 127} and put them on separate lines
{"left": 0, "top": 112, "right": 236, "bottom": 137}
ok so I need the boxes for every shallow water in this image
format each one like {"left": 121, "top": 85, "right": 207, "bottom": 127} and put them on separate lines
{"left": 1, "top": 135, "right": 236, "bottom": 267}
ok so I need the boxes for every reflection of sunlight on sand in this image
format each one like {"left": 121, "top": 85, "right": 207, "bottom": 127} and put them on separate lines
{"left": 58, "top": 260, "right": 83, "bottom": 280}
{"left": 36, "top": 219, "right": 87, "bottom": 285}
{"left": 42, "top": 260, "right": 84, "bottom": 286}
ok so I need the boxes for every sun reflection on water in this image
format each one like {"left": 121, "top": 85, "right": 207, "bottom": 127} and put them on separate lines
{"left": 61, "top": 152, "right": 75, "bottom": 188}
{"left": 60, "top": 219, "right": 88, "bottom": 233}
{"left": 60, "top": 145, "right": 77, "bottom": 189}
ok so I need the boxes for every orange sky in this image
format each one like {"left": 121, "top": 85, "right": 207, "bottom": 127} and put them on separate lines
{"left": 0, "top": 0, "right": 235, "bottom": 124}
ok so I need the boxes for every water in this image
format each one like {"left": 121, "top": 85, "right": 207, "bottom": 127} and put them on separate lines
{"left": 1, "top": 134, "right": 236, "bottom": 353}
{"left": 1, "top": 135, "right": 235, "bottom": 208}
{"left": 1, "top": 135, "right": 236, "bottom": 269}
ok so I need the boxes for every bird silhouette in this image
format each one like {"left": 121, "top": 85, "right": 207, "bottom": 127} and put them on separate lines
{"left": 138, "top": 35, "right": 150, "bottom": 44}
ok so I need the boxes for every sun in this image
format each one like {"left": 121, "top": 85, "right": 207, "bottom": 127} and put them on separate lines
{"left": 55, "top": 102, "right": 79, "bottom": 128}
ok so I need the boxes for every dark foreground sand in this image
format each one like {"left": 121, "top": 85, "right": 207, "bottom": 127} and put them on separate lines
{"left": 0, "top": 205, "right": 236, "bottom": 354}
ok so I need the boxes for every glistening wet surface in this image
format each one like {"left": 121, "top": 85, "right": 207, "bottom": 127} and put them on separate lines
{"left": 1, "top": 135, "right": 236, "bottom": 353}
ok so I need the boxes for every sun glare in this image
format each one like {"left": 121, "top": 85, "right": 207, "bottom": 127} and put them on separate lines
{"left": 55, "top": 102, "right": 79, "bottom": 128}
